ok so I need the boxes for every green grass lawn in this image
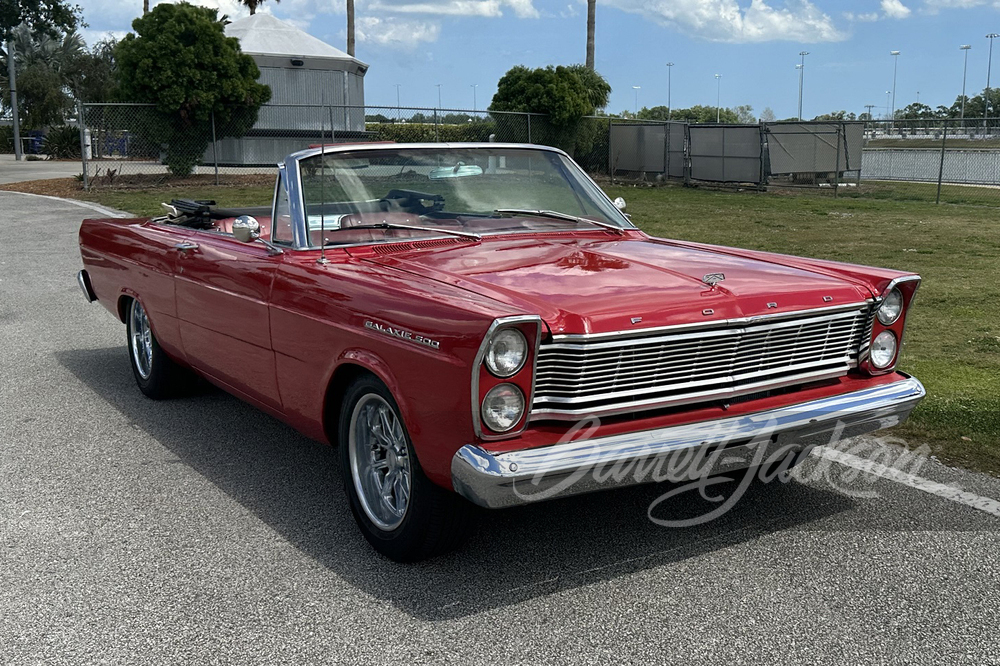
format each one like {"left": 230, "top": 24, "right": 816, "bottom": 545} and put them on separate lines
{"left": 76, "top": 179, "right": 1000, "bottom": 476}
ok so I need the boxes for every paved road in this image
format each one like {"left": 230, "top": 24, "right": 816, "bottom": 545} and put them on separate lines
{"left": 2, "top": 191, "right": 999, "bottom": 665}
{"left": 0, "top": 154, "right": 84, "bottom": 185}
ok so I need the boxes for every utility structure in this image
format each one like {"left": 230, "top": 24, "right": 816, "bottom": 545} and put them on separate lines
{"left": 435, "top": 84, "right": 442, "bottom": 109}
{"left": 5, "top": 36, "right": 21, "bottom": 160}
{"left": 960, "top": 44, "right": 972, "bottom": 120}
{"left": 987, "top": 33, "right": 999, "bottom": 126}
{"left": 471, "top": 84, "right": 478, "bottom": 112}
{"left": 797, "top": 51, "right": 809, "bottom": 121}
{"left": 632, "top": 85, "right": 640, "bottom": 115}
{"left": 890, "top": 50, "right": 900, "bottom": 130}
{"left": 665, "top": 62, "right": 674, "bottom": 120}
{"left": 715, "top": 74, "right": 722, "bottom": 122}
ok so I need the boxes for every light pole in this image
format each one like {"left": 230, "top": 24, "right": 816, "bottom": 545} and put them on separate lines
{"left": 471, "top": 84, "right": 478, "bottom": 113}
{"left": 797, "top": 50, "right": 809, "bottom": 121}
{"left": 960, "top": 45, "right": 972, "bottom": 120}
{"left": 890, "top": 50, "right": 900, "bottom": 129}
{"left": 666, "top": 63, "right": 674, "bottom": 120}
{"left": 715, "top": 74, "right": 722, "bottom": 122}
{"left": 885, "top": 90, "right": 891, "bottom": 120}
{"left": 435, "top": 84, "right": 442, "bottom": 110}
{"left": 987, "top": 34, "right": 999, "bottom": 126}
{"left": 632, "top": 85, "right": 640, "bottom": 115}
{"left": 394, "top": 84, "right": 401, "bottom": 115}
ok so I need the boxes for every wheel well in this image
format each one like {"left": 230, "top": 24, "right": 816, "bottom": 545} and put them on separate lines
{"left": 323, "top": 363, "right": 373, "bottom": 446}
{"left": 116, "top": 294, "right": 133, "bottom": 323}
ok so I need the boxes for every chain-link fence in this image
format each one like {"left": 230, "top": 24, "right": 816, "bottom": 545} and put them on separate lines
{"left": 78, "top": 102, "right": 544, "bottom": 188}
{"left": 857, "top": 118, "right": 1000, "bottom": 206}
{"left": 75, "top": 103, "right": 1000, "bottom": 207}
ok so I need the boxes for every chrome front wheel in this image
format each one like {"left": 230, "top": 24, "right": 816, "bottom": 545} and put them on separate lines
{"left": 348, "top": 394, "right": 412, "bottom": 531}
{"left": 129, "top": 299, "right": 153, "bottom": 380}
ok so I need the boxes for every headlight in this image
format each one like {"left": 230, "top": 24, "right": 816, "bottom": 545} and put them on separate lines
{"left": 870, "top": 330, "right": 898, "bottom": 369}
{"left": 481, "top": 383, "right": 525, "bottom": 432}
{"left": 877, "top": 288, "right": 904, "bottom": 325}
{"left": 485, "top": 328, "right": 528, "bottom": 377}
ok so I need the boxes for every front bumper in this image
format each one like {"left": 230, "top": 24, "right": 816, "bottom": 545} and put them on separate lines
{"left": 451, "top": 375, "right": 925, "bottom": 508}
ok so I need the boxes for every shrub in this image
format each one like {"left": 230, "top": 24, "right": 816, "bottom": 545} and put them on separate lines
{"left": 0, "top": 125, "right": 13, "bottom": 153}
{"left": 42, "top": 125, "right": 82, "bottom": 159}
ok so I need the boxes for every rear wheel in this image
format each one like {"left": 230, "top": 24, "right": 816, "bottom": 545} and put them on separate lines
{"left": 339, "top": 375, "right": 475, "bottom": 562}
{"left": 126, "top": 298, "right": 186, "bottom": 399}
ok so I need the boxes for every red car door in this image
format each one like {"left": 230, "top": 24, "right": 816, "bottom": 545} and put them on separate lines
{"left": 174, "top": 231, "right": 283, "bottom": 412}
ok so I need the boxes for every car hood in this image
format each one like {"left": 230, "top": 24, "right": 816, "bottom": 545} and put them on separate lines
{"left": 361, "top": 233, "right": 874, "bottom": 335}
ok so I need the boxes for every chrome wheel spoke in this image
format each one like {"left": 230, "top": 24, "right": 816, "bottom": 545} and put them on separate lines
{"left": 349, "top": 393, "right": 413, "bottom": 531}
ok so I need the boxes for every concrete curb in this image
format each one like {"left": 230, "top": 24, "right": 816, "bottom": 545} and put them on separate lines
{"left": 0, "top": 190, "right": 132, "bottom": 218}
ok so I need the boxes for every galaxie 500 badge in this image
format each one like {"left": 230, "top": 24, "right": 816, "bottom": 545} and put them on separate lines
{"left": 364, "top": 320, "right": 440, "bottom": 350}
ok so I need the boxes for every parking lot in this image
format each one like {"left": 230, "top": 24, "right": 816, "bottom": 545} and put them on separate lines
{"left": 2, "top": 190, "right": 999, "bottom": 665}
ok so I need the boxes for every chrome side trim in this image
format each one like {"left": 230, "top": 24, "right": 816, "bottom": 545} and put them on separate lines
{"left": 452, "top": 375, "right": 926, "bottom": 508}
{"left": 880, "top": 274, "right": 921, "bottom": 301}
{"left": 548, "top": 301, "right": 872, "bottom": 342}
{"left": 471, "top": 315, "right": 543, "bottom": 440}
{"left": 77, "top": 270, "right": 97, "bottom": 303}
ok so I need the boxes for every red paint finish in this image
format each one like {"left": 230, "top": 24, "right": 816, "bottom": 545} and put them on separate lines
{"left": 79, "top": 216, "right": 920, "bottom": 491}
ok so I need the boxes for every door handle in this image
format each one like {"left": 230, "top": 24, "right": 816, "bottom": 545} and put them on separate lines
{"left": 174, "top": 242, "right": 199, "bottom": 253}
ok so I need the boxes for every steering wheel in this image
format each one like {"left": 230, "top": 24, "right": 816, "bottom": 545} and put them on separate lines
{"left": 379, "top": 189, "right": 445, "bottom": 215}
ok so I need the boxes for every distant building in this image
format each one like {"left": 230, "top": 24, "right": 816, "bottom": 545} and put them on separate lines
{"left": 209, "top": 13, "right": 369, "bottom": 165}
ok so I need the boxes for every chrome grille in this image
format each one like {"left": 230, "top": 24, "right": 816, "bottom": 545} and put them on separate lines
{"left": 532, "top": 304, "right": 875, "bottom": 419}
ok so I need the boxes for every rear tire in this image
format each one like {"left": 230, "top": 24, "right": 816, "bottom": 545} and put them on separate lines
{"left": 126, "top": 297, "right": 187, "bottom": 399}
{"left": 339, "top": 374, "right": 475, "bottom": 562}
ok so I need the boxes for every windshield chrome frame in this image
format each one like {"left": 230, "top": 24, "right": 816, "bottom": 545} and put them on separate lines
{"left": 281, "top": 142, "right": 635, "bottom": 251}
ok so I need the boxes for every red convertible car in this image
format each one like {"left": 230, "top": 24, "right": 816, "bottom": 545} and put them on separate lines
{"left": 78, "top": 143, "right": 925, "bottom": 561}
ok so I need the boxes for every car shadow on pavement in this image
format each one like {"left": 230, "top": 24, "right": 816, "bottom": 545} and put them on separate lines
{"left": 60, "top": 346, "right": 858, "bottom": 621}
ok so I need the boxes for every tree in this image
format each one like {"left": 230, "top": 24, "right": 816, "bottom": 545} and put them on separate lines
{"left": 238, "top": 0, "right": 281, "bottom": 16}
{"left": 67, "top": 36, "right": 117, "bottom": 103}
{"left": 733, "top": 104, "right": 755, "bottom": 124}
{"left": 1, "top": 24, "right": 84, "bottom": 128}
{"left": 115, "top": 2, "right": 271, "bottom": 175}
{"left": 347, "top": 0, "right": 355, "bottom": 56}
{"left": 640, "top": 105, "right": 738, "bottom": 123}
{"left": 759, "top": 107, "right": 776, "bottom": 123}
{"left": 1, "top": 0, "right": 80, "bottom": 38}
{"left": 490, "top": 64, "right": 611, "bottom": 156}
{"left": 585, "top": 0, "right": 595, "bottom": 70}
{"left": 811, "top": 110, "right": 856, "bottom": 121}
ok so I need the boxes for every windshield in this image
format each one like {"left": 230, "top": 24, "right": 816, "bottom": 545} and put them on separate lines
{"left": 295, "top": 146, "right": 630, "bottom": 247}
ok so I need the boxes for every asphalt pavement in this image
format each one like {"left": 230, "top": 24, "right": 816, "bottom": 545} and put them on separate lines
{"left": 1, "top": 190, "right": 999, "bottom": 665}
{"left": 0, "top": 155, "right": 84, "bottom": 185}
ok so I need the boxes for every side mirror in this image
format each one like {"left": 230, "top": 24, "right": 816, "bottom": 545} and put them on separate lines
{"left": 613, "top": 197, "right": 627, "bottom": 211}
{"left": 232, "top": 215, "right": 261, "bottom": 243}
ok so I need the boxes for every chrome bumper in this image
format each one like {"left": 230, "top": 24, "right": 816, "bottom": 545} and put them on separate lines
{"left": 77, "top": 270, "right": 97, "bottom": 303}
{"left": 451, "top": 375, "right": 925, "bottom": 509}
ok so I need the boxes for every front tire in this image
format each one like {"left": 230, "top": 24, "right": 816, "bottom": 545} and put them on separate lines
{"left": 339, "top": 375, "right": 475, "bottom": 562}
{"left": 126, "top": 297, "right": 186, "bottom": 399}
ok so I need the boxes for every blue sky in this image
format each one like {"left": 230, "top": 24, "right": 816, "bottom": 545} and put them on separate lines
{"left": 79, "top": 0, "right": 998, "bottom": 119}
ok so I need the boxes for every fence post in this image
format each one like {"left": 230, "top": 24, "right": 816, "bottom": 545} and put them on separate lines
{"left": 936, "top": 124, "right": 948, "bottom": 204}
{"left": 210, "top": 110, "right": 219, "bottom": 186}
{"left": 77, "top": 100, "right": 90, "bottom": 191}
{"left": 527, "top": 114, "right": 532, "bottom": 144}
{"left": 329, "top": 105, "right": 336, "bottom": 143}
{"left": 434, "top": 108, "right": 439, "bottom": 142}
{"left": 833, "top": 126, "right": 841, "bottom": 198}
{"left": 608, "top": 118, "right": 614, "bottom": 184}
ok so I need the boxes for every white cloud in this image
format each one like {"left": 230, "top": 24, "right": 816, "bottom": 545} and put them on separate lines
{"left": 367, "top": 0, "right": 540, "bottom": 19}
{"left": 600, "top": 0, "right": 845, "bottom": 43}
{"left": 80, "top": 28, "right": 129, "bottom": 47}
{"left": 922, "top": 0, "right": 998, "bottom": 10}
{"left": 560, "top": 3, "right": 580, "bottom": 18}
{"left": 355, "top": 16, "right": 442, "bottom": 48}
{"left": 880, "top": 0, "right": 912, "bottom": 17}
{"left": 843, "top": 10, "right": 880, "bottom": 21}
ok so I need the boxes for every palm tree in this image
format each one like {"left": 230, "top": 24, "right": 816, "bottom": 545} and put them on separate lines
{"left": 585, "top": 0, "right": 595, "bottom": 70}
{"left": 240, "top": 0, "right": 280, "bottom": 16}
{"left": 143, "top": 0, "right": 148, "bottom": 14}
{"left": 347, "top": 0, "right": 355, "bottom": 56}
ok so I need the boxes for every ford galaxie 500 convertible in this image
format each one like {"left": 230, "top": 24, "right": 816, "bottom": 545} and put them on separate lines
{"left": 78, "top": 143, "right": 925, "bottom": 561}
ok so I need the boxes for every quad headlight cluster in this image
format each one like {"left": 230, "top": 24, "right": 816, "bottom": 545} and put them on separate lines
{"left": 868, "top": 287, "right": 906, "bottom": 371}
{"left": 479, "top": 326, "right": 531, "bottom": 434}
